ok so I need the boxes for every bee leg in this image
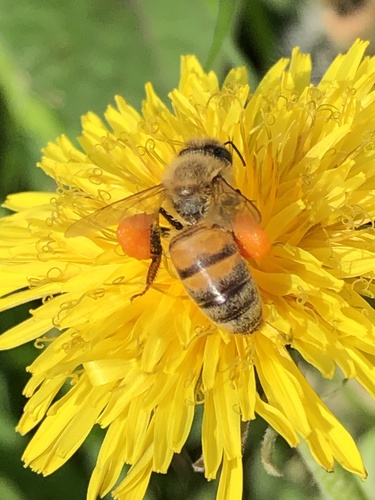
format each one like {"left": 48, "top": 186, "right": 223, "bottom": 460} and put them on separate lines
{"left": 131, "top": 223, "right": 162, "bottom": 301}
{"left": 159, "top": 207, "right": 183, "bottom": 230}
{"left": 160, "top": 226, "right": 170, "bottom": 237}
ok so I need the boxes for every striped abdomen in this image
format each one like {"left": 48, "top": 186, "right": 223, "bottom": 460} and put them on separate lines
{"left": 169, "top": 224, "right": 262, "bottom": 334}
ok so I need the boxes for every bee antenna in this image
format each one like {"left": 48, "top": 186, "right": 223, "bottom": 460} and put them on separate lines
{"left": 224, "top": 141, "right": 246, "bottom": 167}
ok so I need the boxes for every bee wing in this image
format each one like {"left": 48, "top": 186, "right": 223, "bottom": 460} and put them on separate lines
{"left": 212, "top": 176, "right": 261, "bottom": 224}
{"left": 65, "top": 184, "right": 165, "bottom": 238}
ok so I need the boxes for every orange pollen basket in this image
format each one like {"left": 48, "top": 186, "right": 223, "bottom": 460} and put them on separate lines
{"left": 233, "top": 213, "right": 271, "bottom": 260}
{"left": 116, "top": 213, "right": 154, "bottom": 260}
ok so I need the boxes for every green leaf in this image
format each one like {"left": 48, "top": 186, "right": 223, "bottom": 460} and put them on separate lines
{"left": 205, "top": 0, "right": 242, "bottom": 70}
{"left": 358, "top": 427, "right": 375, "bottom": 499}
{"left": 298, "top": 441, "right": 367, "bottom": 500}
{"left": 0, "top": 45, "right": 61, "bottom": 144}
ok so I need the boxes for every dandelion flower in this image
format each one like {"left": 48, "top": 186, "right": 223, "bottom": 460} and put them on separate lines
{"left": 1, "top": 40, "right": 375, "bottom": 499}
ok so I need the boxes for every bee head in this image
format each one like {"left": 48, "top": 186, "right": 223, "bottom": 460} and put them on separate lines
{"left": 163, "top": 139, "right": 232, "bottom": 224}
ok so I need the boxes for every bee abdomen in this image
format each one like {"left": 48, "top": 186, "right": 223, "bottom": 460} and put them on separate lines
{"left": 169, "top": 224, "right": 262, "bottom": 334}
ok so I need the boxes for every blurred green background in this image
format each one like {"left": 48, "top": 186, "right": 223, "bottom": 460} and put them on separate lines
{"left": 1, "top": 0, "right": 375, "bottom": 498}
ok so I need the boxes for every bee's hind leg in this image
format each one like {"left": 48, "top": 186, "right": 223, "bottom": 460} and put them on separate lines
{"left": 131, "top": 222, "right": 162, "bottom": 301}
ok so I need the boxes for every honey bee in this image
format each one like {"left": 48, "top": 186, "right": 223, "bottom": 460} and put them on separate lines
{"left": 66, "top": 138, "right": 271, "bottom": 334}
